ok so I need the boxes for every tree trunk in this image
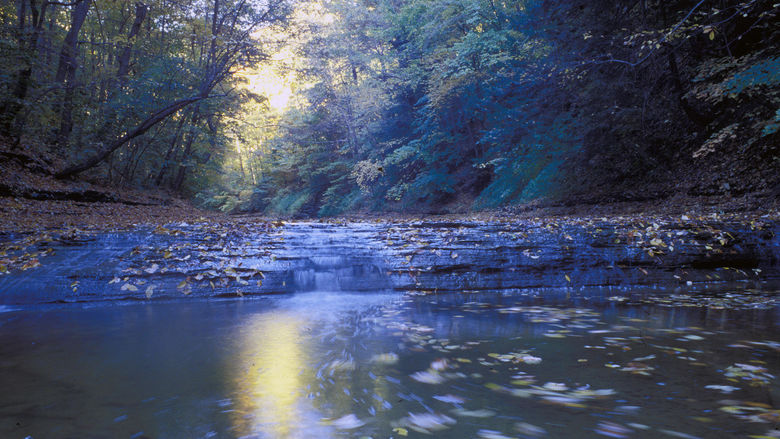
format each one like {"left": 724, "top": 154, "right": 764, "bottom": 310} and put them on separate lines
{"left": 55, "top": 0, "right": 90, "bottom": 84}
{"left": 116, "top": 2, "right": 148, "bottom": 86}
{"left": 155, "top": 113, "right": 188, "bottom": 186}
{"left": 667, "top": 51, "right": 710, "bottom": 127}
{"left": 171, "top": 111, "right": 202, "bottom": 191}
{"left": 169, "top": 0, "right": 221, "bottom": 192}
{"left": 56, "top": 95, "right": 206, "bottom": 178}
{"left": 236, "top": 137, "right": 246, "bottom": 181}
{"left": 56, "top": 86, "right": 75, "bottom": 146}
{"left": 55, "top": 0, "right": 91, "bottom": 147}
{"left": 0, "top": 0, "right": 49, "bottom": 140}
{"left": 0, "top": 1, "right": 28, "bottom": 138}
{"left": 96, "top": 1, "right": 147, "bottom": 140}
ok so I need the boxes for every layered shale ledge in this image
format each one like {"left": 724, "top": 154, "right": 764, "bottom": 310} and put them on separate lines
{"left": 0, "top": 217, "right": 778, "bottom": 305}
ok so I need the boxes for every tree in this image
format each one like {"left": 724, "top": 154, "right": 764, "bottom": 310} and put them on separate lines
{"left": 241, "top": 0, "right": 778, "bottom": 215}
{"left": 53, "top": 0, "right": 291, "bottom": 179}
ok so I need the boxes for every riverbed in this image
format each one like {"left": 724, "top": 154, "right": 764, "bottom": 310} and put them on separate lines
{"left": 1, "top": 218, "right": 778, "bottom": 438}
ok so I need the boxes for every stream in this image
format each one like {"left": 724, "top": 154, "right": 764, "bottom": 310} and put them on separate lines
{"left": 1, "top": 218, "right": 778, "bottom": 438}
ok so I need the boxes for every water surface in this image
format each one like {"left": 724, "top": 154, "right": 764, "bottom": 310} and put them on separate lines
{"left": 0, "top": 219, "right": 778, "bottom": 438}
{"left": 1, "top": 288, "right": 778, "bottom": 439}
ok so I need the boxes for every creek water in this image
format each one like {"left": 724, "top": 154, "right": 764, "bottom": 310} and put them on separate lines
{"left": 0, "top": 220, "right": 778, "bottom": 438}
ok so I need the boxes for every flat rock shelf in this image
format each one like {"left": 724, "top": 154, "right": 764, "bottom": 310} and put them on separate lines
{"left": 0, "top": 217, "right": 778, "bottom": 303}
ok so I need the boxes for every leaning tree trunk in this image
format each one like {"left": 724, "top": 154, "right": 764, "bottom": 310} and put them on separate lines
{"left": 55, "top": 95, "right": 206, "bottom": 178}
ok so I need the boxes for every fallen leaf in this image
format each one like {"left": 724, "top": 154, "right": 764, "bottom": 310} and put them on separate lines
{"left": 143, "top": 264, "right": 159, "bottom": 274}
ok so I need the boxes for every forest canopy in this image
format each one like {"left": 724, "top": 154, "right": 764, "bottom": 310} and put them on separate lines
{"left": 1, "top": 0, "right": 777, "bottom": 216}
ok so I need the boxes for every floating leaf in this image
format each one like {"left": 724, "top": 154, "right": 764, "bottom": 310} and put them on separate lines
{"left": 392, "top": 427, "right": 408, "bottom": 437}
{"left": 627, "top": 423, "right": 650, "bottom": 430}
{"left": 327, "top": 359, "right": 356, "bottom": 372}
{"left": 121, "top": 283, "right": 138, "bottom": 292}
{"left": 659, "top": 428, "right": 701, "bottom": 439}
{"left": 410, "top": 370, "right": 445, "bottom": 384}
{"left": 515, "top": 422, "right": 546, "bottom": 437}
{"left": 370, "top": 353, "right": 399, "bottom": 365}
{"left": 403, "top": 412, "right": 456, "bottom": 433}
{"left": 516, "top": 354, "right": 542, "bottom": 364}
{"left": 145, "top": 285, "right": 155, "bottom": 299}
{"left": 325, "top": 414, "right": 365, "bottom": 430}
{"left": 431, "top": 358, "right": 448, "bottom": 371}
{"left": 541, "top": 395, "right": 585, "bottom": 407}
{"left": 452, "top": 408, "right": 495, "bottom": 418}
{"left": 595, "top": 421, "right": 633, "bottom": 438}
{"left": 704, "top": 384, "right": 739, "bottom": 393}
{"left": 543, "top": 382, "right": 568, "bottom": 391}
{"left": 485, "top": 383, "right": 504, "bottom": 391}
{"left": 433, "top": 394, "right": 465, "bottom": 404}
{"left": 476, "top": 429, "right": 512, "bottom": 439}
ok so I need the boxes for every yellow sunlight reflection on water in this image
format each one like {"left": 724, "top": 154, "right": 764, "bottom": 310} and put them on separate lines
{"left": 231, "top": 312, "right": 331, "bottom": 438}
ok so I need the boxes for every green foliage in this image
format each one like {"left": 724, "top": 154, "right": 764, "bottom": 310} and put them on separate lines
{"left": 761, "top": 109, "right": 780, "bottom": 137}
{"left": 3, "top": 0, "right": 775, "bottom": 212}
{"left": 724, "top": 57, "right": 780, "bottom": 94}
{"left": 267, "top": 189, "right": 313, "bottom": 216}
{"left": 0, "top": 0, "right": 291, "bottom": 195}
{"left": 475, "top": 114, "right": 583, "bottom": 209}
{"left": 238, "top": 0, "right": 778, "bottom": 215}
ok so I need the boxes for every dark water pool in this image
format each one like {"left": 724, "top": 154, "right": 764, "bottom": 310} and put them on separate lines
{"left": 1, "top": 288, "right": 778, "bottom": 439}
